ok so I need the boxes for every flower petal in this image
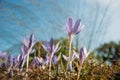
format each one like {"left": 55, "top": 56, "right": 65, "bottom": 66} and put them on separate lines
{"left": 30, "top": 49, "right": 35, "bottom": 54}
{"left": 66, "top": 17, "right": 72, "bottom": 35}
{"left": 52, "top": 42, "right": 60, "bottom": 55}
{"left": 42, "top": 42, "right": 50, "bottom": 53}
{"left": 79, "top": 47, "right": 89, "bottom": 64}
{"left": 21, "top": 46, "right": 26, "bottom": 55}
{"left": 50, "top": 38, "right": 54, "bottom": 52}
{"left": 83, "top": 47, "right": 89, "bottom": 58}
{"left": 0, "top": 51, "right": 7, "bottom": 58}
{"left": 52, "top": 55, "right": 58, "bottom": 64}
{"left": 29, "top": 33, "right": 34, "bottom": 47}
{"left": 22, "top": 37, "right": 29, "bottom": 48}
{"left": 67, "top": 17, "right": 72, "bottom": 31}
{"left": 73, "top": 19, "right": 81, "bottom": 34}
{"left": 44, "top": 53, "right": 50, "bottom": 65}
{"left": 33, "top": 57, "right": 39, "bottom": 67}
{"left": 75, "top": 24, "right": 85, "bottom": 35}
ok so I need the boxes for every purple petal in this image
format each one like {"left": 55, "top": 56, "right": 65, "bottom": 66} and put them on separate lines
{"left": 18, "top": 52, "right": 27, "bottom": 68}
{"left": 19, "top": 55, "right": 27, "bottom": 68}
{"left": 21, "top": 46, "right": 26, "bottom": 55}
{"left": 83, "top": 47, "right": 89, "bottom": 58}
{"left": 29, "top": 33, "right": 34, "bottom": 47}
{"left": 68, "top": 17, "right": 73, "bottom": 28}
{"left": 75, "top": 24, "right": 85, "bottom": 35}
{"left": 0, "top": 51, "right": 7, "bottom": 58}
{"left": 7, "top": 55, "right": 12, "bottom": 63}
{"left": 42, "top": 44, "right": 48, "bottom": 52}
{"left": 52, "top": 42, "right": 60, "bottom": 56}
{"left": 30, "top": 49, "right": 35, "bottom": 54}
{"left": 7, "top": 55, "right": 13, "bottom": 67}
{"left": 13, "top": 57, "right": 17, "bottom": 66}
{"left": 42, "top": 41, "right": 51, "bottom": 53}
{"left": 43, "top": 41, "right": 49, "bottom": 48}
{"left": 66, "top": 17, "right": 72, "bottom": 35}
{"left": 22, "top": 37, "right": 29, "bottom": 48}
{"left": 30, "top": 41, "right": 37, "bottom": 49}
{"left": 17, "top": 55, "right": 20, "bottom": 62}
{"left": 67, "top": 17, "right": 72, "bottom": 31}
{"left": 33, "top": 57, "right": 39, "bottom": 67}
{"left": 73, "top": 19, "right": 81, "bottom": 34}
{"left": 50, "top": 38, "right": 54, "bottom": 52}
{"left": 18, "top": 52, "right": 25, "bottom": 62}
{"left": 30, "top": 34, "right": 34, "bottom": 42}
{"left": 52, "top": 55, "right": 58, "bottom": 64}
{"left": 79, "top": 47, "right": 86, "bottom": 63}
{"left": 44, "top": 53, "right": 50, "bottom": 65}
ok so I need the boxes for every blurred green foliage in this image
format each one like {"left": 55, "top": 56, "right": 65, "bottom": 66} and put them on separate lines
{"left": 95, "top": 41, "right": 120, "bottom": 64}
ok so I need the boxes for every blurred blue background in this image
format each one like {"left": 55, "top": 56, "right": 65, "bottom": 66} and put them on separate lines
{"left": 0, "top": 0, "right": 120, "bottom": 55}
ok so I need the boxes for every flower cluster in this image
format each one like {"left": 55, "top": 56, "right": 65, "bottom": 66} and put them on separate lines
{"left": 0, "top": 17, "right": 89, "bottom": 80}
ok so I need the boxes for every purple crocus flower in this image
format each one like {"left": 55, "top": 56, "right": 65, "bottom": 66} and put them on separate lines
{"left": 7, "top": 55, "right": 18, "bottom": 68}
{"left": 8, "top": 55, "right": 23, "bottom": 68}
{"left": 7, "top": 55, "right": 13, "bottom": 66}
{"left": 42, "top": 38, "right": 60, "bottom": 56}
{"left": 42, "top": 38, "right": 60, "bottom": 77}
{"left": 74, "top": 47, "right": 89, "bottom": 64}
{"left": 19, "top": 34, "right": 36, "bottom": 69}
{"left": 12, "top": 56, "right": 20, "bottom": 67}
{"left": 22, "top": 34, "right": 36, "bottom": 55}
{"left": 66, "top": 17, "right": 85, "bottom": 72}
{"left": 33, "top": 57, "right": 44, "bottom": 68}
{"left": 44, "top": 54, "right": 58, "bottom": 65}
{"left": 0, "top": 54, "right": 15, "bottom": 69}
{"left": 42, "top": 38, "right": 60, "bottom": 63}
{"left": 62, "top": 53, "right": 76, "bottom": 71}
{"left": 5, "top": 55, "right": 15, "bottom": 73}
{"left": 52, "top": 55, "right": 58, "bottom": 64}
{"left": 44, "top": 53, "right": 50, "bottom": 65}
{"left": 66, "top": 17, "right": 84, "bottom": 37}
{"left": 18, "top": 51, "right": 26, "bottom": 68}
{"left": 0, "top": 51, "right": 7, "bottom": 58}
{"left": 33, "top": 57, "right": 39, "bottom": 68}
{"left": 16, "top": 46, "right": 27, "bottom": 68}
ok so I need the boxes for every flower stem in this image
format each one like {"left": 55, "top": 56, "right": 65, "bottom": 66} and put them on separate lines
{"left": 49, "top": 56, "right": 52, "bottom": 80}
{"left": 67, "top": 35, "right": 73, "bottom": 71}
{"left": 77, "top": 63, "right": 83, "bottom": 80}
{"left": 26, "top": 52, "right": 29, "bottom": 77}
